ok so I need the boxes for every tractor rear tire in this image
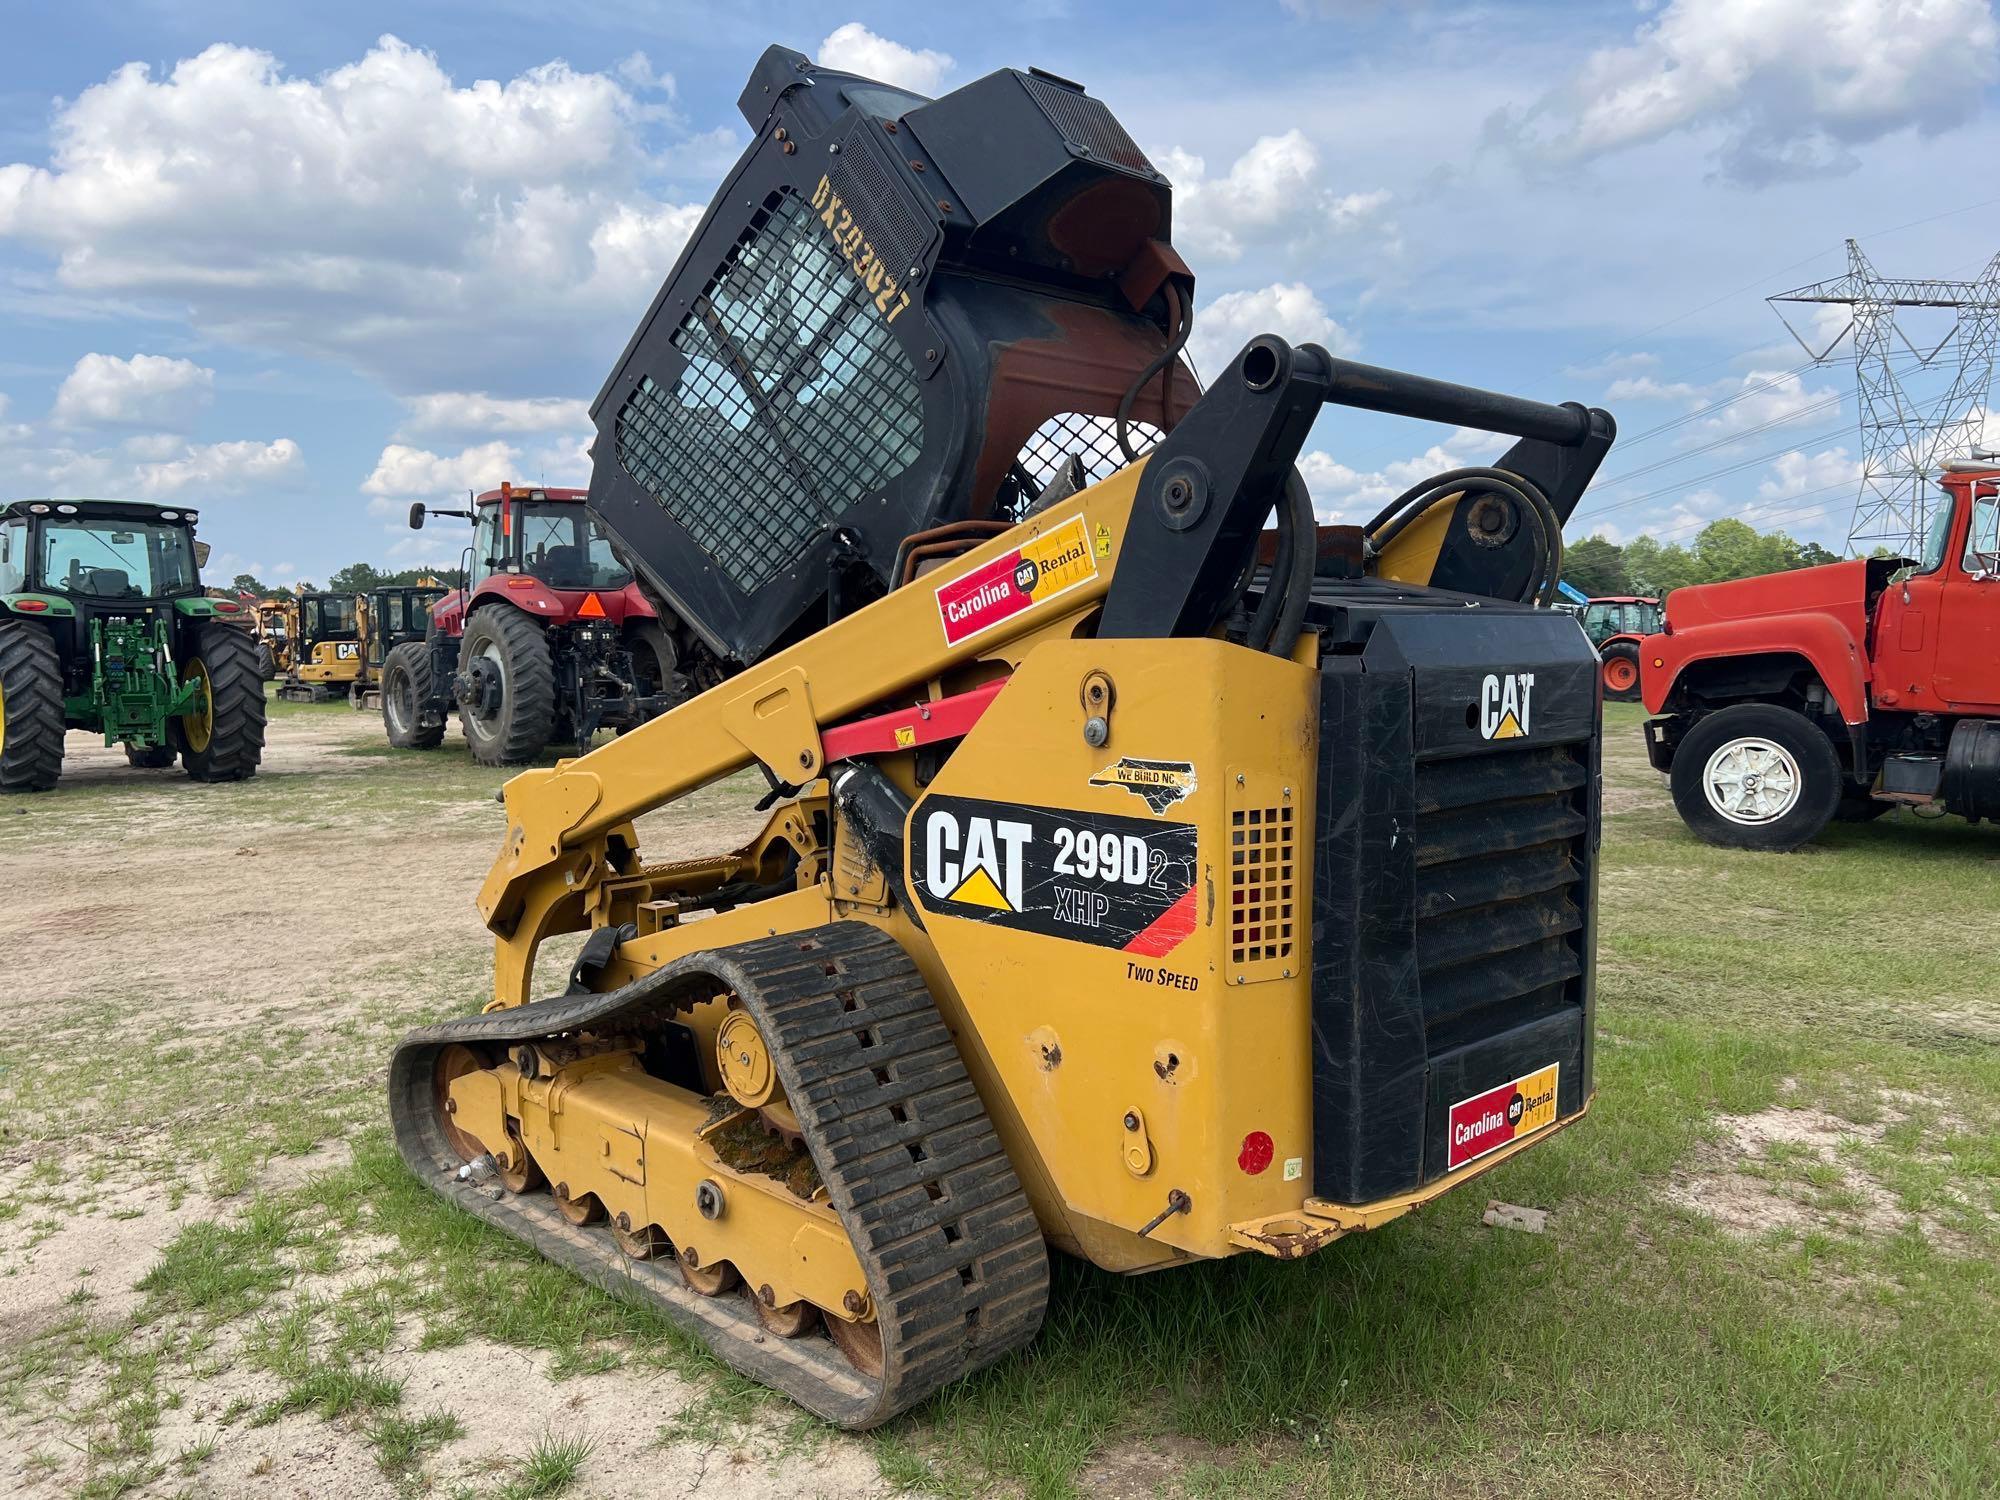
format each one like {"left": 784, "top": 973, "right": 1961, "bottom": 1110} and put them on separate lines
{"left": 1600, "top": 641, "right": 1642, "bottom": 703}
{"left": 458, "top": 607, "right": 554, "bottom": 765}
{"left": 125, "top": 744, "right": 177, "bottom": 769}
{"left": 1670, "top": 703, "right": 1841, "bottom": 852}
{"left": 626, "top": 621, "right": 683, "bottom": 721}
{"left": 381, "top": 641, "right": 444, "bottom": 750}
{"left": 256, "top": 643, "right": 276, "bottom": 680}
{"left": 0, "top": 621, "right": 64, "bottom": 793}
{"left": 179, "top": 622, "right": 267, "bottom": 783}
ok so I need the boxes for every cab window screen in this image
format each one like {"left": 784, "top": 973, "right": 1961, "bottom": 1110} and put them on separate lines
{"left": 614, "top": 188, "right": 926, "bottom": 593}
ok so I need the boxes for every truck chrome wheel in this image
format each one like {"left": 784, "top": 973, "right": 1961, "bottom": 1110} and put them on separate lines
{"left": 1702, "top": 737, "right": 1801, "bottom": 824}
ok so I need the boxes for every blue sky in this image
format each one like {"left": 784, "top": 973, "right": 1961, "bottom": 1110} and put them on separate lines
{"left": 3, "top": 0, "right": 1997, "bottom": 587}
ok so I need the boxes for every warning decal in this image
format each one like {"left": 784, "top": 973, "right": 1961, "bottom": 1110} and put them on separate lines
{"left": 1446, "top": 1062, "right": 1559, "bottom": 1171}
{"left": 912, "top": 794, "right": 1198, "bottom": 954}
{"left": 936, "top": 515, "right": 1098, "bottom": 647}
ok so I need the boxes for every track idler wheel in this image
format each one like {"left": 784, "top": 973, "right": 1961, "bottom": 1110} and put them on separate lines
{"left": 828, "top": 1310, "right": 884, "bottom": 1379}
{"left": 434, "top": 1044, "right": 490, "bottom": 1164}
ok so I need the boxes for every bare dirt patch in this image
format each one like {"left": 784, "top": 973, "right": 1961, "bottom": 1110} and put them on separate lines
{"left": 1664, "top": 1091, "right": 1988, "bottom": 1249}
{"left": 0, "top": 705, "right": 890, "bottom": 1497}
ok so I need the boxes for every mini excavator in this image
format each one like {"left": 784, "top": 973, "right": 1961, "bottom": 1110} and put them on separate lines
{"left": 390, "top": 46, "right": 1615, "bottom": 1426}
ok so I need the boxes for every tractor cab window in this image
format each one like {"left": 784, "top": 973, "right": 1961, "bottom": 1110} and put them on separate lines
{"left": 473, "top": 505, "right": 505, "bottom": 585}
{"left": 1963, "top": 490, "right": 2000, "bottom": 575}
{"left": 0, "top": 519, "right": 23, "bottom": 592}
{"left": 515, "top": 503, "right": 632, "bottom": 591}
{"left": 40, "top": 518, "right": 198, "bottom": 598}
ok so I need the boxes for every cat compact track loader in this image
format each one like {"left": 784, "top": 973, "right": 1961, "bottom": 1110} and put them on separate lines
{"left": 390, "top": 45, "right": 1616, "bottom": 1428}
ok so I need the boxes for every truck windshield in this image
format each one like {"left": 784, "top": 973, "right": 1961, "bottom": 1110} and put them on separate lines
{"left": 40, "top": 517, "right": 199, "bottom": 598}
{"left": 516, "top": 503, "right": 632, "bottom": 590}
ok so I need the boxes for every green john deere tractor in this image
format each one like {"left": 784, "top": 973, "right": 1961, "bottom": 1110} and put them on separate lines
{"left": 0, "top": 499, "right": 266, "bottom": 792}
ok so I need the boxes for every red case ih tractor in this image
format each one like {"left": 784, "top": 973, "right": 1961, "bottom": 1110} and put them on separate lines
{"left": 1640, "top": 457, "right": 2000, "bottom": 849}
{"left": 1574, "top": 595, "right": 1662, "bottom": 702}
{"left": 381, "top": 484, "right": 686, "bottom": 764}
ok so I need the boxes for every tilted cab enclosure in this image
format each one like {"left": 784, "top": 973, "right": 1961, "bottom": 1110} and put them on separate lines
{"left": 585, "top": 45, "right": 1198, "bottom": 666}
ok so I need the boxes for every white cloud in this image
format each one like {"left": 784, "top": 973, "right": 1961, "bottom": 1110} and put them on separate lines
{"left": 0, "top": 38, "right": 708, "bottom": 389}
{"left": 0, "top": 431, "right": 302, "bottom": 499}
{"left": 1566, "top": 351, "right": 1661, "bottom": 381}
{"left": 1495, "top": 0, "right": 2000, "bottom": 183}
{"left": 1603, "top": 375, "right": 1715, "bottom": 404}
{"left": 816, "top": 24, "right": 954, "bottom": 95}
{"left": 1755, "top": 445, "right": 1862, "bottom": 501}
{"left": 361, "top": 441, "right": 522, "bottom": 501}
{"left": 1157, "top": 131, "right": 1392, "bottom": 263}
{"left": 1297, "top": 427, "right": 1501, "bottom": 522}
{"left": 1189, "top": 281, "right": 1357, "bottom": 378}
{"left": 1687, "top": 368, "right": 1842, "bottom": 442}
{"left": 398, "top": 392, "right": 592, "bottom": 438}
{"left": 52, "top": 352, "right": 214, "bottom": 428}
{"left": 137, "top": 438, "right": 302, "bottom": 497}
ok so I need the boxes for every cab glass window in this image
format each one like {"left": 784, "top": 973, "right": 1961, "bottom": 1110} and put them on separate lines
{"left": 473, "top": 507, "right": 505, "bottom": 584}
{"left": 0, "top": 519, "right": 24, "bottom": 593}
{"left": 40, "top": 518, "right": 198, "bottom": 597}
{"left": 1962, "top": 491, "right": 2000, "bottom": 574}
{"left": 307, "top": 596, "right": 359, "bottom": 636}
{"left": 516, "top": 503, "right": 633, "bottom": 590}
{"left": 1918, "top": 503, "right": 1954, "bottom": 573}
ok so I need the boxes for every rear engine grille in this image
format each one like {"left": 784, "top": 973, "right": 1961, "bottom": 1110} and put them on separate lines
{"left": 1413, "top": 745, "right": 1587, "bottom": 1054}
{"left": 1230, "top": 803, "right": 1296, "bottom": 967}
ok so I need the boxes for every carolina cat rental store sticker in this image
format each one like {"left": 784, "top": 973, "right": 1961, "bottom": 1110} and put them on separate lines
{"left": 936, "top": 516, "right": 1097, "bottom": 646}
{"left": 1446, "top": 1063, "right": 1559, "bottom": 1170}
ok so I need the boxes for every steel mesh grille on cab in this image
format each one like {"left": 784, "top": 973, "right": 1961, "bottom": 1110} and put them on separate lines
{"left": 1230, "top": 804, "right": 1296, "bottom": 965}
{"left": 613, "top": 189, "right": 926, "bottom": 593}
{"left": 1412, "top": 745, "right": 1588, "bottom": 1053}
{"left": 1018, "top": 74, "right": 1155, "bottom": 174}
{"left": 999, "top": 413, "right": 1160, "bottom": 521}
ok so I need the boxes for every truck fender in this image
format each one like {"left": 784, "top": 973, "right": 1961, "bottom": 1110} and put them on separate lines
{"left": 1640, "top": 612, "right": 1870, "bottom": 724}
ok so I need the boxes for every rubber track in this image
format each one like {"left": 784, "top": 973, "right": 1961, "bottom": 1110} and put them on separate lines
{"left": 0, "top": 621, "right": 64, "bottom": 792}
{"left": 186, "top": 622, "right": 267, "bottom": 781}
{"left": 388, "top": 923, "right": 1049, "bottom": 1428}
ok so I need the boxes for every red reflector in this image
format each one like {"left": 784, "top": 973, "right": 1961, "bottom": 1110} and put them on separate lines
{"left": 1238, "top": 1131, "right": 1274, "bottom": 1175}
{"left": 15, "top": 599, "right": 47, "bottom": 612}
{"left": 215, "top": 601, "right": 240, "bottom": 612}
{"left": 577, "top": 592, "right": 606, "bottom": 619}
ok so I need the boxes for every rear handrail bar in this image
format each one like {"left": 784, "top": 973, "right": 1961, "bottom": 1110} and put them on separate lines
{"left": 1316, "top": 357, "right": 1595, "bottom": 448}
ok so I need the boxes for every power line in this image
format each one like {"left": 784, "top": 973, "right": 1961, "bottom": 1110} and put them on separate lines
{"left": 1769, "top": 239, "right": 2000, "bottom": 554}
{"left": 1571, "top": 420, "right": 1854, "bottom": 524}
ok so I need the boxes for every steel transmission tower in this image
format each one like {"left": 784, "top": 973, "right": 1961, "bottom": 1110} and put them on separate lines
{"left": 1769, "top": 240, "right": 2000, "bottom": 555}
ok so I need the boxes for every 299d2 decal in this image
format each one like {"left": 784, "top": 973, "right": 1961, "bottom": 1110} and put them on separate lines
{"left": 912, "top": 795, "right": 1199, "bottom": 956}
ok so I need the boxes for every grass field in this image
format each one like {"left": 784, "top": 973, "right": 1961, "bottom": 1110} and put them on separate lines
{"left": 2, "top": 700, "right": 1996, "bottom": 1498}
